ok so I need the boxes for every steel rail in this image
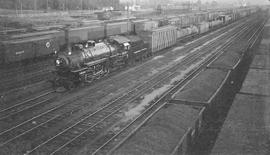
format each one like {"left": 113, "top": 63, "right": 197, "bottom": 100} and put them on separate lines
{"left": 0, "top": 90, "right": 55, "bottom": 120}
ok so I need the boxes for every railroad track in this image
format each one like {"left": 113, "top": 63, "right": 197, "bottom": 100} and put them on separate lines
{"left": 91, "top": 18, "right": 267, "bottom": 155}
{"left": 18, "top": 17, "right": 260, "bottom": 155}
{"left": 0, "top": 59, "right": 53, "bottom": 79}
{"left": 0, "top": 91, "right": 60, "bottom": 147}
{"left": 0, "top": 70, "right": 53, "bottom": 92}
{"left": 0, "top": 90, "right": 56, "bottom": 121}
{"left": 0, "top": 59, "right": 54, "bottom": 93}
{"left": 0, "top": 16, "right": 258, "bottom": 155}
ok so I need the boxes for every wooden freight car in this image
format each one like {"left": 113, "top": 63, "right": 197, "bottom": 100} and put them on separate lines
{"left": 137, "top": 26, "right": 177, "bottom": 53}
{"left": 197, "top": 22, "right": 209, "bottom": 34}
{"left": 177, "top": 26, "right": 199, "bottom": 39}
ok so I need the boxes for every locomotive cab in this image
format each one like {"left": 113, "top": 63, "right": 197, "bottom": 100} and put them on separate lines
{"left": 123, "top": 42, "right": 130, "bottom": 51}
{"left": 108, "top": 35, "right": 131, "bottom": 56}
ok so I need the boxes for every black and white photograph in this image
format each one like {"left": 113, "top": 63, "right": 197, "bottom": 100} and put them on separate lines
{"left": 0, "top": 0, "right": 269, "bottom": 154}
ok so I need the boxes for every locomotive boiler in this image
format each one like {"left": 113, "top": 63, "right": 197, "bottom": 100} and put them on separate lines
{"left": 54, "top": 36, "right": 132, "bottom": 89}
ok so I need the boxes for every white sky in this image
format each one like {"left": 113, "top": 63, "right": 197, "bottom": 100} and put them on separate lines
{"left": 200, "top": 0, "right": 269, "bottom": 5}
{"left": 120, "top": 0, "right": 269, "bottom": 5}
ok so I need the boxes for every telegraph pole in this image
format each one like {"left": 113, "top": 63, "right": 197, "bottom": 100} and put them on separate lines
{"left": 19, "top": 0, "right": 22, "bottom": 14}
{"left": 34, "top": 0, "right": 37, "bottom": 11}
{"left": 126, "top": 2, "right": 130, "bottom": 34}
{"left": 47, "top": 0, "right": 49, "bottom": 11}
{"left": 81, "top": 0, "right": 83, "bottom": 10}
{"left": 64, "top": 0, "right": 67, "bottom": 11}
{"left": 81, "top": 0, "right": 83, "bottom": 15}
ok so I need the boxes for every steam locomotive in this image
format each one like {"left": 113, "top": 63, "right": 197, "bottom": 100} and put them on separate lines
{"left": 53, "top": 35, "right": 148, "bottom": 89}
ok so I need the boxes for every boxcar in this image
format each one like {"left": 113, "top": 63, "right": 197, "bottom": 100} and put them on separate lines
{"left": 138, "top": 26, "right": 177, "bottom": 53}
{"left": 1, "top": 35, "right": 57, "bottom": 63}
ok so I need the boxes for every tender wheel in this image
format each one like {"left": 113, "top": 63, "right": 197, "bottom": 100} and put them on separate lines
{"left": 49, "top": 77, "right": 63, "bottom": 88}
{"left": 49, "top": 79, "right": 57, "bottom": 88}
{"left": 96, "top": 75, "right": 101, "bottom": 80}
{"left": 104, "top": 68, "right": 110, "bottom": 76}
{"left": 64, "top": 81, "right": 75, "bottom": 90}
{"left": 84, "top": 74, "right": 94, "bottom": 83}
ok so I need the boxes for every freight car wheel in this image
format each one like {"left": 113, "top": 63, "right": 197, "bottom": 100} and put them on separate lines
{"left": 96, "top": 75, "right": 101, "bottom": 80}
{"left": 104, "top": 68, "right": 110, "bottom": 76}
{"left": 84, "top": 74, "right": 94, "bottom": 83}
{"left": 64, "top": 81, "right": 76, "bottom": 90}
{"left": 50, "top": 80, "right": 57, "bottom": 89}
{"left": 50, "top": 78, "right": 62, "bottom": 89}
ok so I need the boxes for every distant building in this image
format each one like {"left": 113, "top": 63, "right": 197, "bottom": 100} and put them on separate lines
{"left": 120, "top": 0, "right": 171, "bottom": 7}
{"left": 87, "top": 0, "right": 121, "bottom": 10}
{"left": 0, "top": 0, "right": 16, "bottom": 9}
{"left": 0, "top": 0, "right": 121, "bottom": 10}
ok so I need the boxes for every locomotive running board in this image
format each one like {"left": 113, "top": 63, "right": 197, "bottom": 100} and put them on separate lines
{"left": 84, "top": 58, "right": 108, "bottom": 67}
{"left": 134, "top": 48, "right": 147, "bottom": 54}
{"left": 71, "top": 58, "right": 108, "bottom": 73}
{"left": 71, "top": 68, "right": 88, "bottom": 73}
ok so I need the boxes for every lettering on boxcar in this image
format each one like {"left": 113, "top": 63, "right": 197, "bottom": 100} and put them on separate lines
{"left": 15, "top": 51, "right": 25, "bottom": 55}
{"left": 46, "top": 42, "right": 51, "bottom": 48}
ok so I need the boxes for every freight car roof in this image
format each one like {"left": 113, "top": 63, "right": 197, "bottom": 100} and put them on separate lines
{"left": 70, "top": 25, "right": 103, "bottom": 31}
{"left": 207, "top": 50, "right": 243, "bottom": 70}
{"left": 132, "top": 19, "right": 149, "bottom": 23}
{"left": 152, "top": 25, "right": 177, "bottom": 31}
{"left": 9, "top": 30, "right": 59, "bottom": 39}
{"left": 2, "top": 35, "right": 54, "bottom": 44}
{"left": 171, "top": 69, "right": 230, "bottom": 104}
{"left": 112, "top": 104, "right": 202, "bottom": 155}
{"left": 107, "top": 21, "right": 129, "bottom": 25}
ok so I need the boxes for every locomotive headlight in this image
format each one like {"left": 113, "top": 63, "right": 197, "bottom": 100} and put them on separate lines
{"left": 56, "top": 59, "right": 61, "bottom": 65}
